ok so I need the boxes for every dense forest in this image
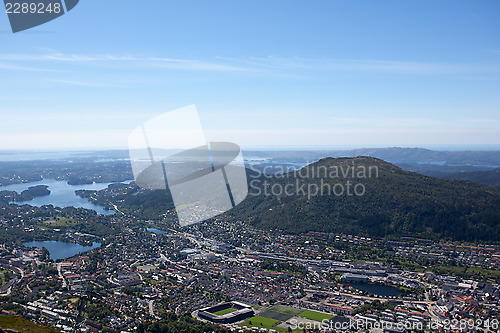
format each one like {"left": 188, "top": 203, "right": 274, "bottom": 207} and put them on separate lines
{"left": 224, "top": 157, "right": 500, "bottom": 242}
{"left": 444, "top": 168, "right": 500, "bottom": 188}
{"left": 137, "top": 314, "right": 228, "bottom": 333}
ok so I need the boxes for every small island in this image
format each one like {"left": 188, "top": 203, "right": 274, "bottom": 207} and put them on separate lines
{"left": 67, "top": 177, "right": 94, "bottom": 185}
{"left": 18, "top": 185, "right": 51, "bottom": 201}
{"left": 75, "top": 189, "right": 96, "bottom": 198}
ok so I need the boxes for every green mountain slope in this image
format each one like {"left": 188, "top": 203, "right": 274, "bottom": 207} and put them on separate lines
{"left": 444, "top": 168, "right": 500, "bottom": 188}
{"left": 225, "top": 157, "right": 500, "bottom": 241}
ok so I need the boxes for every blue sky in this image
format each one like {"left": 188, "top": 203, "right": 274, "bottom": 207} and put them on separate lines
{"left": 1, "top": 0, "right": 499, "bottom": 149}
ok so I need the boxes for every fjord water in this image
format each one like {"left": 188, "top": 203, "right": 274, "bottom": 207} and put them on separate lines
{"left": 23, "top": 240, "right": 101, "bottom": 260}
{"left": 0, "top": 178, "right": 123, "bottom": 215}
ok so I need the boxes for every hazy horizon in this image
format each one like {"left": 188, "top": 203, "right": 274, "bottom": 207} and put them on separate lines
{"left": 2, "top": 1, "right": 499, "bottom": 150}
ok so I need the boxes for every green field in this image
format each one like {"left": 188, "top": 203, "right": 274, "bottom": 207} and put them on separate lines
{"left": 239, "top": 316, "right": 284, "bottom": 331}
{"left": 269, "top": 305, "right": 303, "bottom": 316}
{"left": 0, "top": 315, "right": 60, "bottom": 333}
{"left": 259, "top": 305, "right": 304, "bottom": 322}
{"left": 298, "top": 309, "right": 334, "bottom": 322}
{"left": 259, "top": 309, "right": 293, "bottom": 322}
{"left": 42, "top": 217, "right": 76, "bottom": 227}
{"left": 213, "top": 307, "right": 237, "bottom": 316}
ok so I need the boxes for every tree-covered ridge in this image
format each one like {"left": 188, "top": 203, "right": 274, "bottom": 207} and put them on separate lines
{"left": 225, "top": 157, "right": 500, "bottom": 242}
{"left": 445, "top": 168, "right": 500, "bottom": 188}
{"left": 75, "top": 183, "right": 175, "bottom": 220}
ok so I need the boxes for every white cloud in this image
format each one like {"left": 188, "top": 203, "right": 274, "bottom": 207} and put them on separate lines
{"left": 0, "top": 52, "right": 249, "bottom": 72}
{"left": 148, "top": 57, "right": 249, "bottom": 71}
{"left": 0, "top": 53, "right": 136, "bottom": 62}
{"left": 1, "top": 51, "right": 499, "bottom": 75}
{"left": 47, "top": 79, "right": 119, "bottom": 87}
{"left": 0, "top": 61, "right": 58, "bottom": 72}
{"left": 221, "top": 56, "right": 500, "bottom": 75}
{"left": 329, "top": 117, "right": 448, "bottom": 129}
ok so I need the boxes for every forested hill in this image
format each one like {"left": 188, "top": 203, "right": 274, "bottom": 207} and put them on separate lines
{"left": 224, "top": 156, "right": 500, "bottom": 242}
{"left": 445, "top": 168, "right": 500, "bottom": 188}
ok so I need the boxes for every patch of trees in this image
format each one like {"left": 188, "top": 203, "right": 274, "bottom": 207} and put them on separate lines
{"left": 260, "top": 259, "right": 307, "bottom": 275}
{"left": 137, "top": 314, "right": 229, "bottom": 333}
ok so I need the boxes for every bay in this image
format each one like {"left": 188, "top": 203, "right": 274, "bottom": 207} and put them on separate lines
{"left": 0, "top": 179, "right": 131, "bottom": 215}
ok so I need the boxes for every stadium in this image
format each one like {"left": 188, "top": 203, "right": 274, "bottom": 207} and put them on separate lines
{"left": 197, "top": 301, "right": 254, "bottom": 324}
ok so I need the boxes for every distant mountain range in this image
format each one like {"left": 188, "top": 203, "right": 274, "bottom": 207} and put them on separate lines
{"left": 244, "top": 147, "right": 500, "bottom": 165}
{"left": 224, "top": 157, "right": 500, "bottom": 242}
{"left": 244, "top": 147, "right": 500, "bottom": 187}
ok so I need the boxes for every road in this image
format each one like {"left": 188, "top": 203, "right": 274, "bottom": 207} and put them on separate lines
{"left": 147, "top": 299, "right": 160, "bottom": 319}
{"left": 110, "top": 203, "right": 125, "bottom": 215}
{"left": 0, "top": 265, "right": 25, "bottom": 296}
{"left": 57, "top": 263, "right": 67, "bottom": 288}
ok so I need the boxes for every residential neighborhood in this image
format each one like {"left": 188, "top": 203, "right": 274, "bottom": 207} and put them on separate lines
{"left": 1, "top": 212, "right": 499, "bottom": 332}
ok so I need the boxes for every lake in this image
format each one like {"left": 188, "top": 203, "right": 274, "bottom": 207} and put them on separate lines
{"left": 147, "top": 228, "right": 169, "bottom": 234}
{"left": 0, "top": 179, "right": 131, "bottom": 215}
{"left": 345, "top": 282, "right": 402, "bottom": 297}
{"left": 23, "top": 240, "right": 101, "bottom": 260}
